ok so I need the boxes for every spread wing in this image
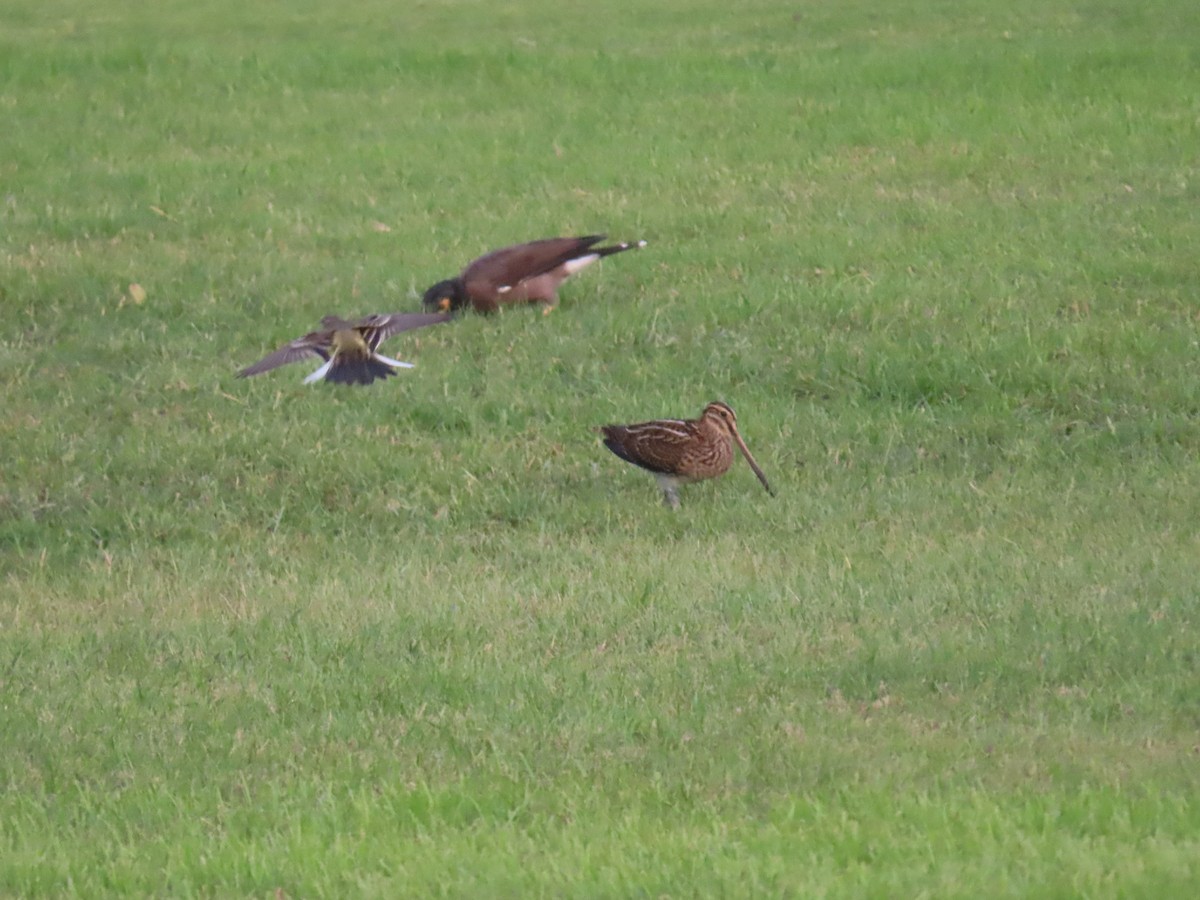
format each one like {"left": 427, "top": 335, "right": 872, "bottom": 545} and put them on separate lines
{"left": 353, "top": 312, "right": 453, "bottom": 349}
{"left": 236, "top": 330, "right": 331, "bottom": 377}
{"left": 462, "top": 236, "right": 605, "bottom": 290}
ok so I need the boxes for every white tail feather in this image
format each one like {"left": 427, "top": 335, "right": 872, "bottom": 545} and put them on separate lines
{"left": 373, "top": 352, "right": 415, "bottom": 369}
{"left": 561, "top": 254, "right": 600, "bottom": 276}
{"left": 303, "top": 358, "right": 334, "bottom": 384}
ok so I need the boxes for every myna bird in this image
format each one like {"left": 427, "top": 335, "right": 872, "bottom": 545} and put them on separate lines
{"left": 599, "top": 401, "right": 774, "bottom": 509}
{"left": 236, "top": 312, "right": 451, "bottom": 385}
{"left": 422, "top": 235, "right": 646, "bottom": 315}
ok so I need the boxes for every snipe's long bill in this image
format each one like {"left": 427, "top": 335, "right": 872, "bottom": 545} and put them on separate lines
{"left": 600, "top": 401, "right": 774, "bottom": 509}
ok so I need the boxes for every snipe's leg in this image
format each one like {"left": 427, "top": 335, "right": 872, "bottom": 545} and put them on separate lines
{"left": 655, "top": 476, "right": 682, "bottom": 510}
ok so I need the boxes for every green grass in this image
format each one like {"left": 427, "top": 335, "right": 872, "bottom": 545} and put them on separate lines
{"left": 2, "top": 0, "right": 1199, "bottom": 894}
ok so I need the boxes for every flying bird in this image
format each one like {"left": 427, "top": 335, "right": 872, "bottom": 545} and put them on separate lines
{"left": 236, "top": 312, "right": 451, "bottom": 385}
{"left": 422, "top": 234, "right": 646, "bottom": 315}
{"left": 599, "top": 401, "right": 774, "bottom": 509}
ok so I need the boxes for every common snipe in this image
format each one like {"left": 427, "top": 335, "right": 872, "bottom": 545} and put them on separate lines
{"left": 422, "top": 235, "right": 646, "bottom": 315}
{"left": 236, "top": 312, "right": 450, "bottom": 385}
{"left": 599, "top": 401, "right": 774, "bottom": 508}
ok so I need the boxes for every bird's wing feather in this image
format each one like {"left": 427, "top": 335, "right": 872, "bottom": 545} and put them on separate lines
{"left": 371, "top": 312, "right": 453, "bottom": 343}
{"left": 236, "top": 332, "right": 330, "bottom": 377}
{"left": 345, "top": 312, "right": 453, "bottom": 350}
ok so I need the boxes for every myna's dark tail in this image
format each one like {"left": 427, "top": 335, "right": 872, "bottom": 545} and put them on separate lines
{"left": 594, "top": 239, "right": 647, "bottom": 259}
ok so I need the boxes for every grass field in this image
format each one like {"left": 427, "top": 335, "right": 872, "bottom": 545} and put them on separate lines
{"left": 2, "top": 0, "right": 1199, "bottom": 894}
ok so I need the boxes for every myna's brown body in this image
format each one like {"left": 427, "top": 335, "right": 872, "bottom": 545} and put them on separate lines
{"left": 237, "top": 312, "right": 451, "bottom": 385}
{"left": 422, "top": 235, "right": 646, "bottom": 314}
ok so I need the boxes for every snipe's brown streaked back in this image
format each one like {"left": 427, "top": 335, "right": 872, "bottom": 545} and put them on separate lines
{"left": 236, "top": 312, "right": 451, "bottom": 386}
{"left": 599, "top": 401, "right": 774, "bottom": 509}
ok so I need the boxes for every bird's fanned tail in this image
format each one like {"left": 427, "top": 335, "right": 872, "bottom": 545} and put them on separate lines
{"left": 323, "top": 355, "right": 402, "bottom": 386}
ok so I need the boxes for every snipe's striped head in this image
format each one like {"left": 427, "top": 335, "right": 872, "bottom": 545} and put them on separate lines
{"left": 599, "top": 400, "right": 774, "bottom": 509}
{"left": 699, "top": 400, "right": 738, "bottom": 434}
